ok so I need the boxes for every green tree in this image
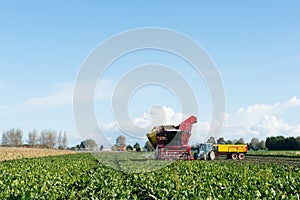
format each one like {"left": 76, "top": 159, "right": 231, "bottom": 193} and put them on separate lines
{"left": 225, "top": 140, "right": 233, "bottom": 144}
{"left": 266, "top": 136, "right": 276, "bottom": 150}
{"left": 235, "top": 138, "right": 245, "bottom": 144}
{"left": 133, "top": 142, "right": 141, "bottom": 152}
{"left": 145, "top": 140, "right": 155, "bottom": 151}
{"left": 207, "top": 136, "right": 216, "bottom": 144}
{"left": 284, "top": 137, "right": 298, "bottom": 150}
{"left": 133, "top": 142, "right": 140, "bottom": 149}
{"left": 217, "top": 137, "right": 225, "bottom": 144}
{"left": 116, "top": 135, "right": 126, "bottom": 147}
{"left": 266, "top": 136, "right": 299, "bottom": 150}
{"left": 250, "top": 137, "right": 260, "bottom": 150}
{"left": 126, "top": 145, "right": 133, "bottom": 151}
{"left": 80, "top": 139, "right": 97, "bottom": 150}
{"left": 257, "top": 140, "right": 266, "bottom": 150}
{"left": 296, "top": 136, "right": 300, "bottom": 149}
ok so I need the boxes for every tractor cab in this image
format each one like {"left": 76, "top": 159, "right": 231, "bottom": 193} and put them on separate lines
{"left": 194, "top": 143, "right": 216, "bottom": 160}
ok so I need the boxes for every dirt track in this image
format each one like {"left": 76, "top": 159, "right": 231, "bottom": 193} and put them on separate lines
{"left": 215, "top": 155, "right": 300, "bottom": 166}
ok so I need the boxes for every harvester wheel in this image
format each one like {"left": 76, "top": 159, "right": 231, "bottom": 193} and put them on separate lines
{"left": 231, "top": 153, "right": 238, "bottom": 160}
{"left": 208, "top": 151, "right": 215, "bottom": 160}
{"left": 238, "top": 153, "right": 245, "bottom": 160}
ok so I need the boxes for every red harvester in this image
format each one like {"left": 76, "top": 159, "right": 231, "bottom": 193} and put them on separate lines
{"left": 146, "top": 116, "right": 197, "bottom": 160}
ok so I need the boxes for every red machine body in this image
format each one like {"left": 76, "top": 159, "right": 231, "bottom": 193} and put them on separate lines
{"left": 146, "top": 116, "right": 197, "bottom": 160}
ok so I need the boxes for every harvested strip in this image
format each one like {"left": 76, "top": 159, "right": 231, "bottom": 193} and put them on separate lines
{"left": 0, "top": 147, "right": 76, "bottom": 161}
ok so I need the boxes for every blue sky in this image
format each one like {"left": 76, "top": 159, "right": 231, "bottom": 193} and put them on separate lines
{"left": 1, "top": 1, "right": 300, "bottom": 147}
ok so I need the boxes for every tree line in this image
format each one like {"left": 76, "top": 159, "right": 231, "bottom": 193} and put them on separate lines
{"left": 266, "top": 136, "right": 300, "bottom": 150}
{"left": 76, "top": 135, "right": 155, "bottom": 152}
{"left": 1, "top": 128, "right": 68, "bottom": 149}
{"left": 107, "top": 135, "right": 268, "bottom": 152}
{"left": 106, "top": 135, "right": 154, "bottom": 152}
{"left": 74, "top": 134, "right": 300, "bottom": 152}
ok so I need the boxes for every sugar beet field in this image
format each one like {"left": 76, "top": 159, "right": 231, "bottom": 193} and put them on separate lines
{"left": 0, "top": 151, "right": 300, "bottom": 199}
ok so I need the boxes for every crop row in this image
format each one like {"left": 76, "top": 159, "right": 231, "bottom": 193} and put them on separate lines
{"left": 0, "top": 153, "right": 299, "bottom": 199}
{"left": 247, "top": 150, "right": 300, "bottom": 158}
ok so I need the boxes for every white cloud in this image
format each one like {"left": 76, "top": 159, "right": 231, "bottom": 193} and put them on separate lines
{"left": 189, "top": 120, "right": 210, "bottom": 144}
{"left": 24, "top": 79, "right": 115, "bottom": 108}
{"left": 222, "top": 97, "right": 300, "bottom": 142}
{"left": 0, "top": 82, "right": 74, "bottom": 117}
{"left": 221, "top": 115, "right": 299, "bottom": 142}
{"left": 252, "top": 116, "right": 293, "bottom": 135}
{"left": 25, "top": 83, "right": 73, "bottom": 108}
{"left": 226, "top": 97, "right": 300, "bottom": 127}
{"left": 0, "top": 80, "right": 116, "bottom": 121}
{"left": 284, "top": 96, "right": 300, "bottom": 108}
{"left": 295, "top": 125, "right": 300, "bottom": 134}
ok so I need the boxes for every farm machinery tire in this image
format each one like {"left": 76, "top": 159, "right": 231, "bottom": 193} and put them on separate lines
{"left": 209, "top": 151, "right": 216, "bottom": 160}
{"left": 238, "top": 153, "right": 245, "bottom": 160}
{"left": 194, "top": 152, "right": 198, "bottom": 160}
{"left": 231, "top": 153, "right": 238, "bottom": 160}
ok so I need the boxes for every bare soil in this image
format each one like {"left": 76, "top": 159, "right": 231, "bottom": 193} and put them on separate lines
{"left": 0, "top": 147, "right": 76, "bottom": 161}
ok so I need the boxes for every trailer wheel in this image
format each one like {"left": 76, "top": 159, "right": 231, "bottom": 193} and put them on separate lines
{"left": 231, "top": 153, "right": 238, "bottom": 160}
{"left": 209, "top": 151, "right": 215, "bottom": 160}
{"left": 238, "top": 153, "right": 245, "bottom": 160}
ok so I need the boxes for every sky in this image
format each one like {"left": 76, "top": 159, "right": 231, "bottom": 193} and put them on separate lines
{"left": 0, "top": 1, "right": 300, "bottom": 147}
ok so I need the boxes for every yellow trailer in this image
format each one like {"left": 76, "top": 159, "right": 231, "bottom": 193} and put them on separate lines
{"left": 214, "top": 144, "right": 248, "bottom": 160}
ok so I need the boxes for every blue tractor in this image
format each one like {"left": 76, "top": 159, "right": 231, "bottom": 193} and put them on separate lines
{"left": 193, "top": 143, "right": 216, "bottom": 160}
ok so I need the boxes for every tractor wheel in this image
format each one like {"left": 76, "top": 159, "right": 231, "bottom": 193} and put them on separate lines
{"left": 209, "top": 151, "right": 215, "bottom": 160}
{"left": 238, "top": 153, "right": 245, "bottom": 160}
{"left": 231, "top": 153, "right": 238, "bottom": 160}
{"left": 203, "top": 154, "right": 207, "bottom": 160}
{"left": 194, "top": 152, "right": 198, "bottom": 160}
